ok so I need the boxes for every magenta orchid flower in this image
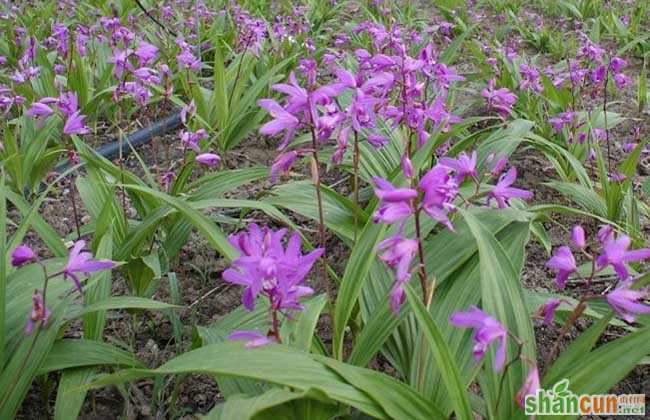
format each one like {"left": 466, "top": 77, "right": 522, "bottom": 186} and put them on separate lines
{"left": 449, "top": 305, "right": 508, "bottom": 371}
{"left": 222, "top": 225, "right": 323, "bottom": 312}
{"left": 438, "top": 151, "right": 477, "bottom": 182}
{"left": 269, "top": 150, "right": 299, "bottom": 182}
{"left": 195, "top": 153, "right": 221, "bottom": 167}
{"left": 546, "top": 246, "right": 577, "bottom": 289}
{"left": 596, "top": 235, "right": 650, "bottom": 280}
{"left": 63, "top": 240, "right": 115, "bottom": 292}
{"left": 228, "top": 330, "right": 275, "bottom": 348}
{"left": 481, "top": 79, "right": 517, "bottom": 118}
{"left": 418, "top": 165, "right": 458, "bottom": 230}
{"left": 571, "top": 225, "right": 586, "bottom": 248}
{"left": 372, "top": 177, "right": 416, "bottom": 224}
{"left": 538, "top": 298, "right": 563, "bottom": 325}
{"left": 487, "top": 167, "right": 533, "bottom": 208}
{"left": 606, "top": 281, "right": 650, "bottom": 323}
{"left": 25, "top": 291, "right": 50, "bottom": 334}
{"left": 11, "top": 244, "right": 37, "bottom": 267}
{"left": 26, "top": 101, "right": 54, "bottom": 118}
{"left": 516, "top": 366, "right": 540, "bottom": 408}
{"left": 258, "top": 99, "right": 299, "bottom": 150}
{"left": 63, "top": 111, "right": 90, "bottom": 135}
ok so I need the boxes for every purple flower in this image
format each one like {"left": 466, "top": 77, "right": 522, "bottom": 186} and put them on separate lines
{"left": 481, "top": 79, "right": 516, "bottom": 118}
{"left": 195, "top": 153, "right": 221, "bottom": 167}
{"left": 222, "top": 225, "right": 323, "bottom": 311}
{"left": 11, "top": 244, "right": 36, "bottom": 267}
{"left": 438, "top": 151, "right": 477, "bottom": 182}
{"left": 372, "top": 177, "right": 416, "bottom": 224}
{"left": 487, "top": 167, "right": 533, "bottom": 208}
{"left": 596, "top": 235, "right": 650, "bottom": 280}
{"left": 258, "top": 99, "right": 300, "bottom": 150}
{"left": 180, "top": 100, "right": 196, "bottom": 124}
{"left": 572, "top": 225, "right": 586, "bottom": 248}
{"left": 378, "top": 232, "right": 419, "bottom": 283}
{"left": 606, "top": 281, "right": 650, "bottom": 323}
{"left": 176, "top": 50, "right": 201, "bottom": 71}
{"left": 401, "top": 155, "right": 413, "bottom": 178}
{"left": 419, "top": 166, "right": 458, "bottom": 230}
{"left": 546, "top": 246, "right": 577, "bottom": 289}
{"left": 597, "top": 225, "right": 615, "bottom": 244}
{"left": 373, "top": 177, "right": 418, "bottom": 202}
{"left": 63, "top": 240, "right": 115, "bottom": 292}
{"left": 449, "top": 305, "right": 508, "bottom": 371}
{"left": 134, "top": 41, "right": 158, "bottom": 66}
{"left": 26, "top": 101, "right": 54, "bottom": 118}
{"left": 613, "top": 73, "right": 630, "bottom": 89}
{"left": 367, "top": 133, "right": 389, "bottom": 149}
{"left": 519, "top": 64, "right": 543, "bottom": 93}
{"left": 270, "top": 150, "right": 298, "bottom": 182}
{"left": 57, "top": 92, "right": 78, "bottom": 116}
{"left": 538, "top": 298, "right": 563, "bottom": 325}
{"left": 591, "top": 65, "right": 607, "bottom": 84}
{"left": 180, "top": 129, "right": 208, "bottom": 152}
{"left": 228, "top": 330, "right": 274, "bottom": 348}
{"left": 610, "top": 57, "right": 627, "bottom": 72}
{"left": 516, "top": 366, "right": 540, "bottom": 408}
{"left": 63, "top": 111, "right": 90, "bottom": 135}
{"left": 548, "top": 112, "right": 576, "bottom": 133}
{"left": 377, "top": 230, "right": 419, "bottom": 314}
{"left": 490, "top": 155, "right": 508, "bottom": 176}
{"left": 25, "top": 291, "right": 50, "bottom": 334}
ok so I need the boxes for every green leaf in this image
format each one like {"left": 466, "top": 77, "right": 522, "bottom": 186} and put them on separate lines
{"left": 544, "top": 181, "right": 607, "bottom": 217}
{"left": 319, "top": 356, "right": 444, "bottom": 419}
{"left": 54, "top": 368, "right": 97, "bottom": 420}
{"left": 0, "top": 299, "right": 70, "bottom": 419}
{"left": 87, "top": 343, "right": 390, "bottom": 418}
{"left": 120, "top": 184, "right": 238, "bottom": 261}
{"left": 38, "top": 339, "right": 143, "bottom": 374}
{"left": 460, "top": 209, "right": 535, "bottom": 419}
{"left": 333, "top": 222, "right": 386, "bottom": 359}
{"left": 281, "top": 294, "right": 328, "bottom": 352}
{"left": 403, "top": 284, "right": 472, "bottom": 420}
{"left": 71, "top": 297, "right": 181, "bottom": 318}
{"left": 206, "top": 388, "right": 338, "bottom": 420}
{"left": 547, "top": 325, "right": 650, "bottom": 403}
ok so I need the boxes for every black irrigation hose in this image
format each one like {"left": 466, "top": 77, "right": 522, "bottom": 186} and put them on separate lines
{"left": 54, "top": 112, "right": 182, "bottom": 175}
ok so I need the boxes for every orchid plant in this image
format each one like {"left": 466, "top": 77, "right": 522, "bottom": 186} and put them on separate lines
{"left": 0, "top": 0, "right": 649, "bottom": 419}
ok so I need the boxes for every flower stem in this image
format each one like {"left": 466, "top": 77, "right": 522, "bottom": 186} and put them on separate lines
{"left": 353, "top": 131, "right": 360, "bottom": 242}
{"left": 495, "top": 335, "right": 524, "bottom": 412}
{"left": 0, "top": 264, "right": 50, "bottom": 410}
{"left": 69, "top": 175, "right": 81, "bottom": 240}
{"left": 603, "top": 59, "right": 611, "bottom": 173}
{"left": 270, "top": 306, "right": 282, "bottom": 344}
{"left": 308, "top": 123, "right": 329, "bottom": 295}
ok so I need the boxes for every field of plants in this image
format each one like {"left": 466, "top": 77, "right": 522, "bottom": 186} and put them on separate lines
{"left": 0, "top": 0, "right": 649, "bottom": 418}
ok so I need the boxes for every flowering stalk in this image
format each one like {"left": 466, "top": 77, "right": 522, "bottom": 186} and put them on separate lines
{"left": 494, "top": 334, "right": 525, "bottom": 412}
{"left": 353, "top": 131, "right": 360, "bottom": 242}
{"left": 69, "top": 174, "right": 81, "bottom": 240}
{"left": 307, "top": 105, "right": 330, "bottom": 293}
{"left": 603, "top": 56, "right": 611, "bottom": 172}
{"left": 227, "top": 36, "right": 252, "bottom": 109}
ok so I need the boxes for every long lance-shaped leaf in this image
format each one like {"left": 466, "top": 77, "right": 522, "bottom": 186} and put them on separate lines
{"left": 332, "top": 138, "right": 436, "bottom": 360}
{"left": 404, "top": 284, "right": 473, "bottom": 420}
{"left": 206, "top": 388, "right": 339, "bottom": 420}
{"left": 460, "top": 209, "right": 535, "bottom": 419}
{"left": 37, "top": 339, "right": 143, "bottom": 374}
{"left": 119, "top": 184, "right": 238, "bottom": 261}
{"left": 0, "top": 298, "right": 70, "bottom": 419}
{"left": 81, "top": 343, "right": 388, "bottom": 418}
